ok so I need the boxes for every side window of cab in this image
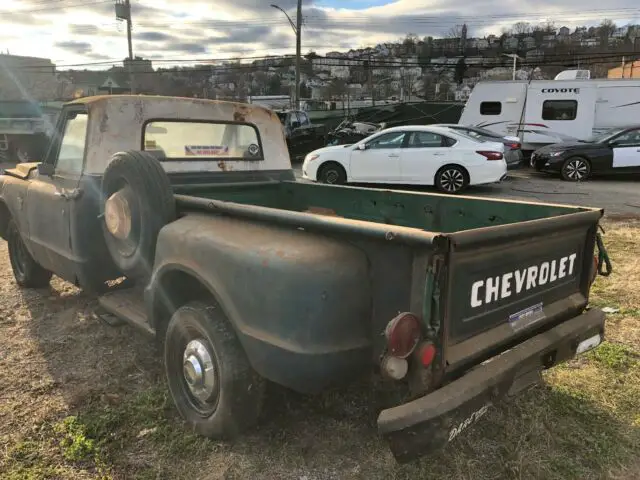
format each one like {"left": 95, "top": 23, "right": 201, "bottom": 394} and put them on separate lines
{"left": 48, "top": 111, "right": 89, "bottom": 176}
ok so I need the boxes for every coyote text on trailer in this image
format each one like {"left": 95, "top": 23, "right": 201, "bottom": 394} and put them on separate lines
{"left": 459, "top": 78, "right": 640, "bottom": 154}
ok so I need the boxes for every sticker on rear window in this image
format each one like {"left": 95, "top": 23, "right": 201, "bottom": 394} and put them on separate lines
{"left": 509, "top": 302, "right": 545, "bottom": 331}
{"left": 185, "top": 145, "right": 229, "bottom": 156}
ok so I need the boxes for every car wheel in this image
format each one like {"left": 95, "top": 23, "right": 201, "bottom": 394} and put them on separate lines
{"left": 101, "top": 150, "right": 176, "bottom": 281}
{"left": 435, "top": 165, "right": 468, "bottom": 194}
{"left": 318, "top": 163, "right": 347, "bottom": 185}
{"left": 164, "top": 301, "right": 265, "bottom": 439}
{"left": 561, "top": 157, "right": 591, "bottom": 182}
{"left": 7, "top": 219, "right": 52, "bottom": 288}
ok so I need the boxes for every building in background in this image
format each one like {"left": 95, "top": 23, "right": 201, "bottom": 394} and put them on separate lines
{"left": 0, "top": 54, "right": 58, "bottom": 101}
{"left": 608, "top": 60, "right": 640, "bottom": 79}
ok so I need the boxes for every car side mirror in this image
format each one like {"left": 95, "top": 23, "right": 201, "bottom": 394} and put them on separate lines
{"left": 357, "top": 143, "right": 367, "bottom": 151}
{"left": 37, "top": 163, "right": 55, "bottom": 176}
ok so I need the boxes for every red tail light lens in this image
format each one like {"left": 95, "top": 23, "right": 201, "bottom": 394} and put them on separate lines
{"left": 477, "top": 151, "right": 504, "bottom": 161}
{"left": 385, "top": 312, "right": 421, "bottom": 359}
{"left": 416, "top": 341, "right": 437, "bottom": 367}
{"left": 509, "top": 143, "right": 521, "bottom": 150}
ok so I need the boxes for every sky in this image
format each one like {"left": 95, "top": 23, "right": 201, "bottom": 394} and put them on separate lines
{"left": 0, "top": 0, "right": 639, "bottom": 69}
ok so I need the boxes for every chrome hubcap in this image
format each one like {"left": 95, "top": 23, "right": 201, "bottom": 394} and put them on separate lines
{"left": 565, "top": 160, "right": 587, "bottom": 180}
{"left": 182, "top": 339, "right": 216, "bottom": 403}
{"left": 440, "top": 169, "right": 464, "bottom": 192}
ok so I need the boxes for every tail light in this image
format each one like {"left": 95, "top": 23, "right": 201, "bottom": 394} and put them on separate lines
{"left": 509, "top": 142, "right": 521, "bottom": 150}
{"left": 385, "top": 312, "right": 421, "bottom": 359}
{"left": 477, "top": 151, "right": 504, "bottom": 161}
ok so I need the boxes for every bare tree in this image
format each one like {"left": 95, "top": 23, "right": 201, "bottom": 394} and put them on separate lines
{"left": 599, "top": 19, "right": 617, "bottom": 47}
{"left": 513, "top": 22, "right": 532, "bottom": 37}
{"left": 447, "top": 25, "right": 464, "bottom": 39}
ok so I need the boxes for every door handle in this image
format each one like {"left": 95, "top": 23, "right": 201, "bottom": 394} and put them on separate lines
{"left": 388, "top": 154, "right": 400, "bottom": 158}
{"left": 55, "top": 188, "right": 83, "bottom": 200}
{"left": 433, "top": 153, "right": 445, "bottom": 156}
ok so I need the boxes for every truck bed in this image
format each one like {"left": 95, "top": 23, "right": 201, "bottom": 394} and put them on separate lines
{"left": 171, "top": 178, "right": 586, "bottom": 234}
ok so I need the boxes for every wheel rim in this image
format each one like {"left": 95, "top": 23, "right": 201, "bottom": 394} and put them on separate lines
{"left": 440, "top": 169, "right": 465, "bottom": 192}
{"left": 180, "top": 338, "right": 219, "bottom": 416}
{"left": 324, "top": 169, "right": 339, "bottom": 184}
{"left": 565, "top": 160, "right": 588, "bottom": 180}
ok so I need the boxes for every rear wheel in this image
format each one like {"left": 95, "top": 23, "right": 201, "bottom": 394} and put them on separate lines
{"left": 561, "top": 157, "right": 591, "bottom": 182}
{"left": 435, "top": 165, "right": 468, "bottom": 194}
{"left": 164, "top": 301, "right": 265, "bottom": 438}
{"left": 7, "top": 220, "right": 52, "bottom": 288}
{"left": 318, "top": 162, "right": 347, "bottom": 185}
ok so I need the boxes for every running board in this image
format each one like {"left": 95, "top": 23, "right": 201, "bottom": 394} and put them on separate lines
{"left": 97, "top": 288, "right": 155, "bottom": 336}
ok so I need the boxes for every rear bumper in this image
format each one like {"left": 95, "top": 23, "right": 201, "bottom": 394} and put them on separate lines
{"left": 377, "top": 307, "right": 605, "bottom": 463}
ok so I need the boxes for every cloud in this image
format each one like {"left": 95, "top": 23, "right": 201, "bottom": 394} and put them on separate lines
{"left": 68, "top": 24, "right": 99, "bottom": 35}
{"left": 2, "top": 0, "right": 639, "bottom": 65}
{"left": 54, "top": 41, "right": 93, "bottom": 56}
{"left": 165, "top": 42, "right": 208, "bottom": 54}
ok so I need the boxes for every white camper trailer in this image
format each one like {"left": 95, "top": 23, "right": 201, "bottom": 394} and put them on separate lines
{"left": 458, "top": 78, "right": 640, "bottom": 154}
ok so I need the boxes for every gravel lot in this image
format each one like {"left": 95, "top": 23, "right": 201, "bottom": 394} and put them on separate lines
{"left": 293, "top": 165, "right": 640, "bottom": 219}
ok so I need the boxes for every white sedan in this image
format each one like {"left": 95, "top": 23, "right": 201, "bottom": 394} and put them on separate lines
{"left": 302, "top": 125, "right": 508, "bottom": 193}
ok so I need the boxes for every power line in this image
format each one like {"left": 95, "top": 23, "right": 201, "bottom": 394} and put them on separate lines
{"left": 2, "top": 0, "right": 111, "bottom": 14}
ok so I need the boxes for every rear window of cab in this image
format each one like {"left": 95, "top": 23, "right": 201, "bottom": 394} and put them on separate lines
{"left": 143, "top": 120, "right": 264, "bottom": 160}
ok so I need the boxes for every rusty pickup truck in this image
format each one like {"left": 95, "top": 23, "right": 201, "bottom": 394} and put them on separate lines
{"left": 0, "top": 95, "right": 611, "bottom": 463}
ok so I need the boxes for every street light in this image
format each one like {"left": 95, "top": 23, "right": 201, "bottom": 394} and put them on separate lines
{"left": 502, "top": 53, "right": 522, "bottom": 81}
{"left": 271, "top": 2, "right": 302, "bottom": 110}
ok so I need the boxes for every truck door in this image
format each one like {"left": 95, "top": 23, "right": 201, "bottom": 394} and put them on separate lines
{"left": 522, "top": 84, "right": 596, "bottom": 146}
{"left": 25, "top": 107, "right": 87, "bottom": 283}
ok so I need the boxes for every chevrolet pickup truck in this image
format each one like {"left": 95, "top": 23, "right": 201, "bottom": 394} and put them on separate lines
{"left": 0, "top": 95, "right": 611, "bottom": 463}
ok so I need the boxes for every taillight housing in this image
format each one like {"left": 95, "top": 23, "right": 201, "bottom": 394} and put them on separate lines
{"left": 416, "top": 341, "right": 437, "bottom": 367}
{"left": 509, "top": 142, "right": 521, "bottom": 150}
{"left": 385, "top": 312, "right": 421, "bottom": 358}
{"left": 477, "top": 151, "right": 504, "bottom": 161}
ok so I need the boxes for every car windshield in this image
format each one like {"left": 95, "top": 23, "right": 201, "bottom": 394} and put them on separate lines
{"left": 586, "top": 128, "right": 626, "bottom": 143}
{"left": 276, "top": 112, "right": 287, "bottom": 124}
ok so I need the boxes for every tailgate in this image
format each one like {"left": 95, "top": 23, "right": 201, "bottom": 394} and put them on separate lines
{"left": 440, "top": 209, "right": 602, "bottom": 370}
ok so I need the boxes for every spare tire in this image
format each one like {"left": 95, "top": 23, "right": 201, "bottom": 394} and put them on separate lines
{"left": 101, "top": 150, "right": 176, "bottom": 280}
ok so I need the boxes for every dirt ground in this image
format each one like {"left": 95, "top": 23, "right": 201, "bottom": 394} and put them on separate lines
{"left": 0, "top": 220, "right": 639, "bottom": 480}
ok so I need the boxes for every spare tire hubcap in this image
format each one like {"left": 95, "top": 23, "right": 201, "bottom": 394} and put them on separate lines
{"left": 104, "top": 189, "right": 132, "bottom": 240}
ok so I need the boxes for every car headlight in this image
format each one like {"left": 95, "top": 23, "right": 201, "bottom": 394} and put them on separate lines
{"left": 305, "top": 154, "right": 319, "bottom": 162}
{"left": 549, "top": 151, "right": 564, "bottom": 157}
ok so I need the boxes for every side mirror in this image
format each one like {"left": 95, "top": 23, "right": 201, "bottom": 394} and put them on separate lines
{"left": 357, "top": 143, "right": 367, "bottom": 151}
{"left": 37, "top": 163, "right": 55, "bottom": 176}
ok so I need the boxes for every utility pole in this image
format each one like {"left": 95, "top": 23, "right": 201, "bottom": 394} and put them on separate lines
{"left": 295, "top": 0, "right": 302, "bottom": 110}
{"left": 115, "top": 0, "right": 135, "bottom": 93}
{"left": 367, "top": 56, "right": 375, "bottom": 106}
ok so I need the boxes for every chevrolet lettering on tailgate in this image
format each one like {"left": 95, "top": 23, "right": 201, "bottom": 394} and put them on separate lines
{"left": 470, "top": 253, "right": 578, "bottom": 308}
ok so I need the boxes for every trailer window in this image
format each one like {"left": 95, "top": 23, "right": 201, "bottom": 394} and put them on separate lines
{"left": 143, "top": 120, "right": 263, "bottom": 161}
{"left": 542, "top": 100, "right": 577, "bottom": 121}
{"left": 480, "top": 102, "right": 502, "bottom": 115}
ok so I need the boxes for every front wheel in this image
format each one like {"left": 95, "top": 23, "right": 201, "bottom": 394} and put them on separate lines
{"left": 435, "top": 165, "right": 468, "bottom": 194}
{"left": 317, "top": 163, "right": 347, "bottom": 185}
{"left": 164, "top": 301, "right": 265, "bottom": 439}
{"left": 7, "top": 219, "right": 52, "bottom": 288}
{"left": 561, "top": 157, "right": 591, "bottom": 182}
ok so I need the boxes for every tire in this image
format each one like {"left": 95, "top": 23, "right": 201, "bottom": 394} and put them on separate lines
{"left": 561, "top": 157, "right": 591, "bottom": 182}
{"left": 164, "top": 301, "right": 265, "bottom": 438}
{"left": 317, "top": 162, "right": 347, "bottom": 185}
{"left": 435, "top": 165, "right": 468, "bottom": 194}
{"left": 7, "top": 219, "right": 52, "bottom": 288}
{"left": 101, "top": 151, "right": 176, "bottom": 280}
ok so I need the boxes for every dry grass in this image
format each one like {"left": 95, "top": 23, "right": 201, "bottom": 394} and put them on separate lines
{"left": 0, "top": 220, "right": 639, "bottom": 480}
